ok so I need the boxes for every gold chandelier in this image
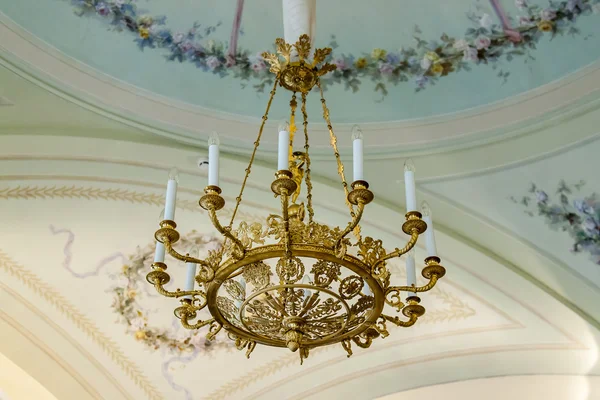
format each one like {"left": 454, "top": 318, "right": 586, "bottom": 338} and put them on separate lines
{"left": 147, "top": 35, "right": 446, "bottom": 364}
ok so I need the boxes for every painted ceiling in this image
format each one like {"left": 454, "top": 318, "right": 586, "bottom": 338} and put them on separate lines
{"left": 0, "top": 0, "right": 599, "bottom": 123}
{"left": 1, "top": 135, "right": 600, "bottom": 400}
{"left": 2, "top": 1, "right": 600, "bottom": 399}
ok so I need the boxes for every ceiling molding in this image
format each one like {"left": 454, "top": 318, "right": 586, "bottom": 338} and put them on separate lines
{"left": 1, "top": 13, "right": 600, "bottom": 159}
{"left": 0, "top": 96, "right": 13, "bottom": 106}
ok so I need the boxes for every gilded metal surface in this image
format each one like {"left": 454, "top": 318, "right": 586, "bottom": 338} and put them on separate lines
{"left": 347, "top": 183, "right": 374, "bottom": 206}
{"left": 402, "top": 211, "right": 428, "bottom": 236}
{"left": 146, "top": 35, "right": 447, "bottom": 363}
{"left": 199, "top": 186, "right": 225, "bottom": 211}
{"left": 271, "top": 171, "right": 298, "bottom": 196}
{"left": 300, "top": 92, "right": 314, "bottom": 223}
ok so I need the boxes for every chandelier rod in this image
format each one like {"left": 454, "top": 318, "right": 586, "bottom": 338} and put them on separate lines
{"left": 316, "top": 79, "right": 361, "bottom": 240}
{"left": 227, "top": 77, "right": 280, "bottom": 230}
{"left": 300, "top": 91, "right": 315, "bottom": 224}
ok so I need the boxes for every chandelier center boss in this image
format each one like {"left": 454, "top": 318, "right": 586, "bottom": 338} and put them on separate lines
{"left": 147, "top": 35, "right": 446, "bottom": 364}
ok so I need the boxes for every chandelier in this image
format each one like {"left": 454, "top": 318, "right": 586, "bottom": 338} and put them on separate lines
{"left": 147, "top": 35, "right": 446, "bottom": 364}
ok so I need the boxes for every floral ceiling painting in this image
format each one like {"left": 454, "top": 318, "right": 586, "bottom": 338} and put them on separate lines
{"left": 420, "top": 136, "right": 600, "bottom": 290}
{"left": 1, "top": 0, "right": 599, "bottom": 121}
{"left": 67, "top": 0, "right": 600, "bottom": 95}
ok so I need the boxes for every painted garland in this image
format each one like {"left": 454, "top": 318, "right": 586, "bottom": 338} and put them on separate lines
{"left": 110, "top": 231, "right": 232, "bottom": 354}
{"left": 511, "top": 180, "right": 600, "bottom": 264}
{"left": 69, "top": 0, "right": 600, "bottom": 97}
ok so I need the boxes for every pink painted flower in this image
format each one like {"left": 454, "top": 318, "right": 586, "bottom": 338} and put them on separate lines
{"left": 453, "top": 39, "right": 469, "bottom": 51}
{"left": 333, "top": 58, "right": 347, "bottom": 71}
{"left": 251, "top": 60, "right": 266, "bottom": 72}
{"left": 130, "top": 317, "right": 146, "bottom": 330}
{"left": 474, "top": 35, "right": 491, "bottom": 50}
{"left": 379, "top": 62, "right": 394, "bottom": 76}
{"left": 190, "top": 333, "right": 205, "bottom": 348}
{"left": 540, "top": 8, "right": 556, "bottom": 20}
{"left": 463, "top": 47, "right": 479, "bottom": 62}
{"left": 95, "top": 2, "right": 111, "bottom": 16}
{"left": 172, "top": 32, "right": 185, "bottom": 44}
{"left": 180, "top": 40, "right": 195, "bottom": 53}
{"left": 205, "top": 56, "right": 221, "bottom": 71}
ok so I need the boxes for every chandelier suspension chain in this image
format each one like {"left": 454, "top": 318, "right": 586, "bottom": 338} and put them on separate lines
{"left": 316, "top": 79, "right": 361, "bottom": 241}
{"left": 289, "top": 92, "right": 297, "bottom": 156}
{"left": 227, "top": 78, "right": 280, "bottom": 229}
{"left": 300, "top": 92, "right": 314, "bottom": 224}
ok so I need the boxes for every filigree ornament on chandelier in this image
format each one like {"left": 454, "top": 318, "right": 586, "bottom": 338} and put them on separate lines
{"left": 147, "top": 35, "right": 447, "bottom": 364}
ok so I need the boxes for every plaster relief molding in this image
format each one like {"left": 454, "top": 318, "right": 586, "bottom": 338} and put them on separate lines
{"left": 0, "top": 286, "right": 126, "bottom": 400}
{"left": 0, "top": 251, "right": 165, "bottom": 400}
{"left": 1, "top": 13, "right": 600, "bottom": 157}
{"left": 288, "top": 344, "right": 592, "bottom": 400}
{"left": 0, "top": 96, "right": 13, "bottom": 106}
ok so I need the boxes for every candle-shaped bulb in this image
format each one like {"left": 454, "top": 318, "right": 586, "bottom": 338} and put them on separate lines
{"left": 168, "top": 167, "right": 180, "bottom": 183}
{"left": 278, "top": 120, "right": 290, "bottom": 133}
{"left": 362, "top": 281, "right": 373, "bottom": 296}
{"left": 208, "top": 132, "right": 220, "bottom": 186}
{"left": 277, "top": 121, "right": 291, "bottom": 171}
{"left": 351, "top": 125, "right": 364, "bottom": 182}
{"left": 153, "top": 209, "right": 167, "bottom": 263}
{"left": 208, "top": 131, "right": 220, "bottom": 146}
{"left": 351, "top": 124, "right": 363, "bottom": 141}
{"left": 164, "top": 169, "right": 179, "bottom": 221}
{"left": 403, "top": 158, "right": 417, "bottom": 212}
{"left": 421, "top": 201, "right": 432, "bottom": 217}
{"left": 183, "top": 245, "right": 200, "bottom": 299}
{"left": 421, "top": 201, "right": 438, "bottom": 257}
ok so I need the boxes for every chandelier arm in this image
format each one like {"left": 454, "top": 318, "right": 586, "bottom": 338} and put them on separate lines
{"left": 372, "top": 229, "right": 419, "bottom": 274}
{"left": 381, "top": 313, "right": 419, "bottom": 328}
{"left": 180, "top": 313, "right": 215, "bottom": 330}
{"left": 208, "top": 208, "right": 246, "bottom": 259}
{"left": 162, "top": 239, "right": 213, "bottom": 270}
{"left": 228, "top": 77, "right": 280, "bottom": 229}
{"left": 152, "top": 281, "right": 208, "bottom": 301}
{"left": 300, "top": 91, "right": 314, "bottom": 224}
{"left": 334, "top": 201, "right": 365, "bottom": 253}
{"left": 316, "top": 79, "right": 361, "bottom": 241}
{"left": 387, "top": 274, "right": 441, "bottom": 295}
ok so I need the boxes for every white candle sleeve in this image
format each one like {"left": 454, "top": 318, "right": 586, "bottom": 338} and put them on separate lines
{"left": 184, "top": 262, "right": 197, "bottom": 300}
{"left": 278, "top": 130, "right": 290, "bottom": 171}
{"left": 353, "top": 138, "right": 364, "bottom": 182}
{"left": 208, "top": 144, "right": 219, "bottom": 186}
{"left": 154, "top": 242, "right": 166, "bottom": 263}
{"left": 404, "top": 170, "right": 417, "bottom": 212}
{"left": 406, "top": 253, "right": 417, "bottom": 290}
{"left": 164, "top": 178, "right": 178, "bottom": 221}
{"left": 423, "top": 215, "right": 438, "bottom": 257}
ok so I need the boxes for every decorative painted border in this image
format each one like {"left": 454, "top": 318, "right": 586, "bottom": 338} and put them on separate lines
{"left": 511, "top": 180, "right": 600, "bottom": 264}
{"left": 0, "top": 250, "right": 165, "bottom": 400}
{"left": 4, "top": 21, "right": 600, "bottom": 159}
{"left": 67, "top": 0, "right": 600, "bottom": 97}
